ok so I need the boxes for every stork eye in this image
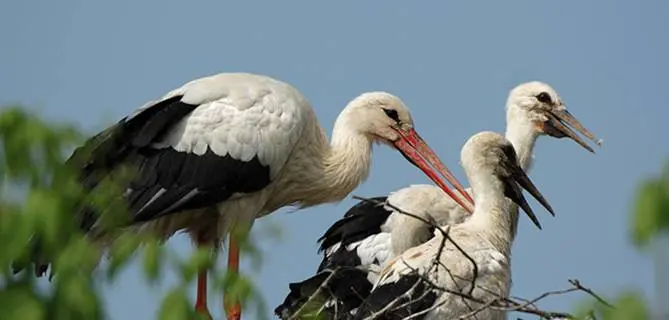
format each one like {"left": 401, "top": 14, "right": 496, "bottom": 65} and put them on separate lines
{"left": 382, "top": 108, "right": 400, "bottom": 122}
{"left": 536, "top": 92, "right": 552, "bottom": 104}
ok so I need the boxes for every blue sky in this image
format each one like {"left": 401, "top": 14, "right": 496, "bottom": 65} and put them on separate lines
{"left": 1, "top": 0, "right": 667, "bottom": 319}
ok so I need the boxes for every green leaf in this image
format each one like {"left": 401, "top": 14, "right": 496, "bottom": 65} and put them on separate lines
{"left": 226, "top": 273, "right": 252, "bottom": 307}
{"left": 607, "top": 292, "right": 649, "bottom": 320}
{"left": 59, "top": 276, "right": 101, "bottom": 320}
{"left": 217, "top": 269, "right": 268, "bottom": 319}
{"left": 631, "top": 177, "right": 669, "bottom": 248}
{"left": 0, "top": 105, "right": 272, "bottom": 319}
{"left": 0, "top": 208, "right": 33, "bottom": 269}
{"left": 106, "top": 234, "right": 142, "bottom": 280}
{"left": 0, "top": 285, "right": 45, "bottom": 320}
{"left": 25, "top": 188, "right": 62, "bottom": 246}
{"left": 179, "top": 247, "right": 214, "bottom": 283}
{"left": 582, "top": 291, "right": 650, "bottom": 320}
{"left": 52, "top": 237, "right": 99, "bottom": 280}
{"left": 158, "top": 287, "right": 194, "bottom": 320}
{"left": 142, "top": 239, "right": 163, "bottom": 284}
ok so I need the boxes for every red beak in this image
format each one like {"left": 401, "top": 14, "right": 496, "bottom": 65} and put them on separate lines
{"left": 393, "top": 128, "right": 475, "bottom": 214}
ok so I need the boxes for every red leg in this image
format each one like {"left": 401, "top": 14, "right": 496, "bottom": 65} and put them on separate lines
{"left": 194, "top": 238, "right": 212, "bottom": 319}
{"left": 224, "top": 238, "right": 241, "bottom": 320}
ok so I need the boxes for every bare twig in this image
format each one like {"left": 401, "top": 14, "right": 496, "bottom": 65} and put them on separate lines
{"left": 283, "top": 195, "right": 610, "bottom": 320}
{"left": 352, "top": 195, "right": 480, "bottom": 296}
{"left": 287, "top": 270, "right": 337, "bottom": 320}
{"left": 568, "top": 279, "right": 614, "bottom": 309}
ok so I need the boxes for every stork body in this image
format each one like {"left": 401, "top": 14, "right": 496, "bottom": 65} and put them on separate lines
{"left": 15, "top": 73, "right": 474, "bottom": 320}
{"left": 275, "top": 187, "right": 467, "bottom": 319}
{"left": 275, "top": 81, "right": 600, "bottom": 319}
{"left": 352, "top": 131, "right": 555, "bottom": 320}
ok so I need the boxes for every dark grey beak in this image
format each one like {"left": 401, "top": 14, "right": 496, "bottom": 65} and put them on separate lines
{"left": 500, "top": 145, "right": 555, "bottom": 230}
{"left": 542, "top": 108, "right": 601, "bottom": 154}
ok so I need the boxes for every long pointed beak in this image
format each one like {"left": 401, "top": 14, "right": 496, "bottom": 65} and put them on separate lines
{"left": 408, "top": 130, "right": 476, "bottom": 206}
{"left": 393, "top": 128, "right": 475, "bottom": 214}
{"left": 544, "top": 108, "right": 602, "bottom": 153}
{"left": 504, "top": 165, "right": 555, "bottom": 230}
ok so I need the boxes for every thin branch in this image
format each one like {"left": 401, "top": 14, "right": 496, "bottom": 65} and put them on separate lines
{"left": 286, "top": 270, "right": 337, "bottom": 320}
{"left": 352, "top": 195, "right": 480, "bottom": 296}
{"left": 568, "top": 279, "right": 614, "bottom": 309}
{"left": 286, "top": 195, "right": 610, "bottom": 320}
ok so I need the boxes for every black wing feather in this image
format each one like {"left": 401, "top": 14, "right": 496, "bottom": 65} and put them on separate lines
{"left": 129, "top": 148, "right": 270, "bottom": 222}
{"left": 318, "top": 197, "right": 390, "bottom": 253}
{"left": 274, "top": 267, "right": 373, "bottom": 320}
{"left": 353, "top": 273, "right": 437, "bottom": 320}
{"left": 79, "top": 96, "right": 272, "bottom": 223}
{"left": 14, "top": 95, "right": 272, "bottom": 277}
{"left": 274, "top": 197, "right": 393, "bottom": 319}
{"left": 317, "top": 196, "right": 391, "bottom": 272}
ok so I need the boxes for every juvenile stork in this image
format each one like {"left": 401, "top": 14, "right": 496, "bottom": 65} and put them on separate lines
{"left": 352, "top": 131, "right": 555, "bottom": 320}
{"left": 14, "top": 72, "right": 474, "bottom": 320}
{"left": 275, "top": 81, "right": 600, "bottom": 319}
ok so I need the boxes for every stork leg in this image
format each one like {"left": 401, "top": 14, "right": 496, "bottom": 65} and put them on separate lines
{"left": 224, "top": 237, "right": 241, "bottom": 320}
{"left": 194, "top": 236, "right": 212, "bottom": 319}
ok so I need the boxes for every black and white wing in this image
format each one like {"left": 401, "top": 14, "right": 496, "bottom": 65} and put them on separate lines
{"left": 275, "top": 184, "right": 471, "bottom": 319}
{"left": 275, "top": 197, "right": 393, "bottom": 319}
{"left": 14, "top": 73, "right": 308, "bottom": 276}
{"left": 80, "top": 73, "right": 307, "bottom": 225}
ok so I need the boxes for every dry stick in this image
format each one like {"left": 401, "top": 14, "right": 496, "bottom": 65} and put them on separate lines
{"left": 359, "top": 279, "right": 426, "bottom": 320}
{"left": 353, "top": 195, "right": 552, "bottom": 319}
{"left": 286, "top": 264, "right": 376, "bottom": 319}
{"left": 286, "top": 269, "right": 337, "bottom": 320}
{"left": 436, "top": 279, "right": 575, "bottom": 319}
{"left": 462, "top": 277, "right": 609, "bottom": 319}
{"left": 505, "top": 287, "right": 580, "bottom": 313}
{"left": 457, "top": 297, "right": 500, "bottom": 319}
{"left": 352, "top": 196, "right": 488, "bottom": 318}
{"left": 352, "top": 196, "right": 477, "bottom": 318}
{"left": 340, "top": 197, "right": 609, "bottom": 319}
{"left": 352, "top": 195, "right": 480, "bottom": 296}
{"left": 568, "top": 279, "right": 614, "bottom": 309}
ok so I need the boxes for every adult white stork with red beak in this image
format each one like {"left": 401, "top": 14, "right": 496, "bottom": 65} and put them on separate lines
{"left": 13, "top": 72, "right": 474, "bottom": 320}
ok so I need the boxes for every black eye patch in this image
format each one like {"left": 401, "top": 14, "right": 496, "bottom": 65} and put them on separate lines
{"left": 382, "top": 108, "right": 400, "bottom": 122}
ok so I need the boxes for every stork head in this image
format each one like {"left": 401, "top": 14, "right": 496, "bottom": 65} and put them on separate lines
{"left": 461, "top": 131, "right": 555, "bottom": 229}
{"left": 339, "top": 91, "right": 475, "bottom": 214}
{"left": 506, "top": 81, "right": 601, "bottom": 153}
{"left": 342, "top": 91, "right": 415, "bottom": 142}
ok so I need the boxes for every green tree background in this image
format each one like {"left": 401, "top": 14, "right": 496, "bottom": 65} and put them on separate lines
{"left": 0, "top": 105, "right": 666, "bottom": 319}
{"left": 0, "top": 106, "right": 267, "bottom": 320}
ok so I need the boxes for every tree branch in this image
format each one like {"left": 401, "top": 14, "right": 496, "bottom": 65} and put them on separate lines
{"left": 283, "top": 195, "right": 612, "bottom": 320}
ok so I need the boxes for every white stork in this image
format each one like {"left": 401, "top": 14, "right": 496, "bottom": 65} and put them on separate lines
{"left": 13, "top": 72, "right": 474, "bottom": 320}
{"left": 351, "top": 131, "right": 556, "bottom": 320}
{"left": 275, "top": 81, "right": 601, "bottom": 319}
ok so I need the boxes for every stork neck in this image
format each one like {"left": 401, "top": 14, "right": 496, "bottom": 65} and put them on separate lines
{"left": 317, "top": 116, "right": 373, "bottom": 204}
{"left": 467, "top": 172, "right": 515, "bottom": 254}
{"left": 504, "top": 117, "right": 539, "bottom": 172}
{"left": 389, "top": 208, "right": 437, "bottom": 256}
{"left": 504, "top": 115, "right": 540, "bottom": 240}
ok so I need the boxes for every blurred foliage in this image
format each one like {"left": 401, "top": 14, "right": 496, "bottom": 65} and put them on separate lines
{"left": 571, "top": 160, "right": 669, "bottom": 320}
{"left": 0, "top": 105, "right": 270, "bottom": 319}
{"left": 631, "top": 163, "right": 669, "bottom": 248}
{"left": 574, "top": 290, "right": 651, "bottom": 320}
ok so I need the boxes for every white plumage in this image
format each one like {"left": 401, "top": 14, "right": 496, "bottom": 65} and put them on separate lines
{"left": 142, "top": 73, "right": 305, "bottom": 174}
{"left": 352, "top": 131, "right": 556, "bottom": 320}
{"left": 275, "top": 81, "right": 601, "bottom": 319}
